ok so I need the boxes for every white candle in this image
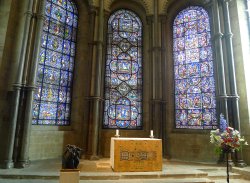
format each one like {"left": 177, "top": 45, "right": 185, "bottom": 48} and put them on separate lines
{"left": 116, "top": 129, "right": 119, "bottom": 136}
{"left": 150, "top": 130, "right": 153, "bottom": 137}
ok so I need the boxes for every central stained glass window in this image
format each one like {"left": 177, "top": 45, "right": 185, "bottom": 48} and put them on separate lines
{"left": 173, "top": 6, "right": 217, "bottom": 129}
{"left": 32, "top": 0, "right": 78, "bottom": 125}
{"left": 103, "top": 9, "right": 143, "bottom": 129}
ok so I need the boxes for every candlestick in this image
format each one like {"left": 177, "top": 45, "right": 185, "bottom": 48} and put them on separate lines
{"left": 150, "top": 130, "right": 154, "bottom": 138}
{"left": 115, "top": 129, "right": 120, "bottom": 137}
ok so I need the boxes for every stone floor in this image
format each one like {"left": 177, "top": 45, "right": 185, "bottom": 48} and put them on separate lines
{"left": 0, "top": 159, "right": 249, "bottom": 183}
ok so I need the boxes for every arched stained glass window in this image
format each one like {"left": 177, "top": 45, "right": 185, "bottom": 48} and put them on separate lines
{"left": 32, "top": 0, "right": 78, "bottom": 125}
{"left": 173, "top": 6, "right": 217, "bottom": 129}
{"left": 103, "top": 9, "right": 143, "bottom": 129}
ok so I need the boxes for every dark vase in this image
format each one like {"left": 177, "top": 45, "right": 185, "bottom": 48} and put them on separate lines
{"left": 62, "top": 145, "right": 82, "bottom": 169}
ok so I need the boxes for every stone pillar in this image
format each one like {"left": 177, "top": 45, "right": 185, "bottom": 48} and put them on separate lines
{"left": 15, "top": 0, "right": 46, "bottom": 168}
{"left": 2, "top": 0, "right": 34, "bottom": 169}
{"left": 211, "top": 0, "right": 229, "bottom": 122}
{"left": 83, "top": 7, "right": 96, "bottom": 157}
{"left": 220, "top": 0, "right": 246, "bottom": 167}
{"left": 210, "top": 0, "right": 231, "bottom": 165}
{"left": 146, "top": 15, "right": 153, "bottom": 130}
{"left": 160, "top": 15, "right": 167, "bottom": 156}
{"left": 151, "top": 0, "right": 163, "bottom": 139}
{"left": 87, "top": 0, "right": 104, "bottom": 160}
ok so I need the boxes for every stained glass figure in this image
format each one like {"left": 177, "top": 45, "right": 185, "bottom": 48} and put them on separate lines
{"left": 173, "top": 6, "right": 217, "bottom": 129}
{"left": 32, "top": 0, "right": 78, "bottom": 125}
{"left": 103, "top": 9, "right": 142, "bottom": 129}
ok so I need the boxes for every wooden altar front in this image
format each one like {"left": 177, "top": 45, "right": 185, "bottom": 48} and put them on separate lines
{"left": 110, "top": 137, "right": 162, "bottom": 172}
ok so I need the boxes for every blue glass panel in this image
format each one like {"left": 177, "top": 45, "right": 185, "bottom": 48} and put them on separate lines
{"left": 41, "top": 84, "right": 59, "bottom": 102}
{"left": 43, "top": 17, "right": 49, "bottom": 32}
{"left": 43, "top": 66, "right": 60, "bottom": 85}
{"left": 33, "top": 0, "right": 78, "bottom": 126}
{"left": 64, "top": 25, "right": 72, "bottom": 40}
{"left": 173, "top": 6, "right": 217, "bottom": 129}
{"left": 39, "top": 48, "right": 46, "bottom": 64}
{"left": 49, "top": 20, "right": 64, "bottom": 37}
{"left": 103, "top": 9, "right": 143, "bottom": 129}
{"left": 45, "top": 50, "right": 62, "bottom": 68}
{"left": 51, "top": 4, "right": 66, "bottom": 22}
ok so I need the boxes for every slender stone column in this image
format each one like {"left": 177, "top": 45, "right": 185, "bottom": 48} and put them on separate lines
{"left": 87, "top": 0, "right": 104, "bottom": 160}
{"left": 220, "top": 0, "right": 246, "bottom": 167}
{"left": 160, "top": 15, "right": 167, "bottom": 156}
{"left": 15, "top": 0, "right": 46, "bottom": 168}
{"left": 151, "top": 0, "right": 162, "bottom": 139}
{"left": 211, "top": 0, "right": 229, "bottom": 122}
{"left": 146, "top": 15, "right": 154, "bottom": 130}
{"left": 1, "top": 0, "right": 34, "bottom": 169}
{"left": 83, "top": 7, "right": 96, "bottom": 157}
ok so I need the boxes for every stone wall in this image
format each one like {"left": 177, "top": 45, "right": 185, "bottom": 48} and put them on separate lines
{"left": 230, "top": 0, "right": 250, "bottom": 164}
{"left": 0, "top": 0, "right": 12, "bottom": 67}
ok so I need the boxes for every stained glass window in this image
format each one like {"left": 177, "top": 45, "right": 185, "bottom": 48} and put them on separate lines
{"left": 32, "top": 0, "right": 78, "bottom": 125}
{"left": 103, "top": 9, "right": 143, "bottom": 129}
{"left": 173, "top": 6, "right": 217, "bottom": 129}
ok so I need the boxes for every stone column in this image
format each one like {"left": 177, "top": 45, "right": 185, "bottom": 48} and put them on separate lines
{"left": 146, "top": 15, "right": 153, "bottom": 130}
{"left": 87, "top": 0, "right": 104, "bottom": 160}
{"left": 160, "top": 15, "right": 167, "bottom": 156}
{"left": 83, "top": 7, "right": 96, "bottom": 157}
{"left": 2, "top": 0, "right": 34, "bottom": 169}
{"left": 211, "top": 0, "right": 229, "bottom": 122}
{"left": 15, "top": 0, "right": 46, "bottom": 168}
{"left": 220, "top": 0, "right": 246, "bottom": 167}
{"left": 151, "top": 0, "right": 163, "bottom": 139}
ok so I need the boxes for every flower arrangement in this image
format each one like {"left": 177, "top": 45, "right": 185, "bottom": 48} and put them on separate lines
{"left": 210, "top": 114, "right": 248, "bottom": 153}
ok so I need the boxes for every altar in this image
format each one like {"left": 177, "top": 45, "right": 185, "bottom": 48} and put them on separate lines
{"left": 110, "top": 137, "right": 162, "bottom": 172}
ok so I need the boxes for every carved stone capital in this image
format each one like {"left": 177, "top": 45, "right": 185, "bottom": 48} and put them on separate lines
{"left": 88, "top": 5, "right": 98, "bottom": 16}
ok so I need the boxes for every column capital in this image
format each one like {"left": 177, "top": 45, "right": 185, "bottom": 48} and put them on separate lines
{"left": 88, "top": 6, "right": 98, "bottom": 16}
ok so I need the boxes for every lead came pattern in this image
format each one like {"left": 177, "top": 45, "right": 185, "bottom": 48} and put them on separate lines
{"left": 173, "top": 6, "right": 217, "bottom": 129}
{"left": 32, "top": 0, "right": 78, "bottom": 125}
{"left": 103, "top": 10, "right": 142, "bottom": 129}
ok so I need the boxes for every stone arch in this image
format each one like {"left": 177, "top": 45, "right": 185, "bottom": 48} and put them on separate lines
{"left": 105, "top": 0, "right": 151, "bottom": 15}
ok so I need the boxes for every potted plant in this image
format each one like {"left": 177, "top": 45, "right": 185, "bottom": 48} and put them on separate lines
{"left": 210, "top": 114, "right": 248, "bottom": 183}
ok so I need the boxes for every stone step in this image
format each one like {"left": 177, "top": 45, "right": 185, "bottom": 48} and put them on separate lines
{"left": 232, "top": 167, "right": 250, "bottom": 180}
{"left": 0, "top": 178, "right": 215, "bottom": 183}
{"left": 197, "top": 168, "right": 243, "bottom": 180}
{"left": 0, "top": 171, "right": 209, "bottom": 180}
{"left": 81, "top": 178, "right": 215, "bottom": 183}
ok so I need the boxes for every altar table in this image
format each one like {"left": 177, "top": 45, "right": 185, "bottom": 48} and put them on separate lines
{"left": 110, "top": 137, "right": 162, "bottom": 172}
